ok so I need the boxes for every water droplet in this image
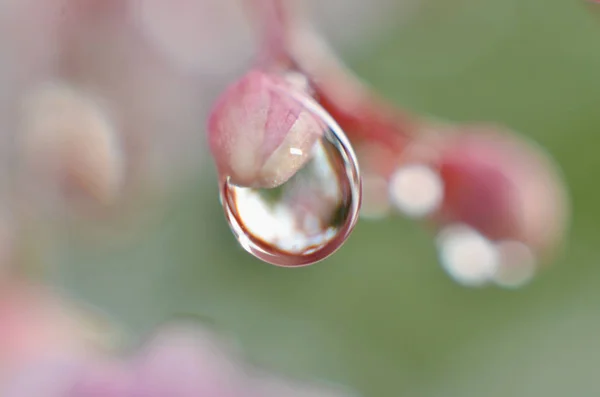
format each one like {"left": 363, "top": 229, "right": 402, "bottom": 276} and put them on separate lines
{"left": 219, "top": 88, "right": 361, "bottom": 267}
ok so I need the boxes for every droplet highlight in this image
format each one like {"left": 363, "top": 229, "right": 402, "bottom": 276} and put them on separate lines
{"left": 220, "top": 88, "right": 361, "bottom": 267}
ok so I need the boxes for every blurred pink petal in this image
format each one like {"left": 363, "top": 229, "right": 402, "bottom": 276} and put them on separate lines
{"left": 67, "top": 360, "right": 134, "bottom": 397}
{"left": 0, "top": 282, "right": 119, "bottom": 384}
{"left": 131, "top": 325, "right": 247, "bottom": 397}
{"left": 3, "top": 359, "right": 81, "bottom": 397}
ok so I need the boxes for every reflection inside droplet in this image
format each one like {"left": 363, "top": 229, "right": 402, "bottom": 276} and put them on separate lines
{"left": 220, "top": 89, "right": 361, "bottom": 267}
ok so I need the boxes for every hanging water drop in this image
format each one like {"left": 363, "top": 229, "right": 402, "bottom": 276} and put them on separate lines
{"left": 215, "top": 77, "right": 361, "bottom": 267}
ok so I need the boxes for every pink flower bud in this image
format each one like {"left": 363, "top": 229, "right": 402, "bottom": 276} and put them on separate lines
{"left": 383, "top": 125, "right": 568, "bottom": 286}
{"left": 399, "top": 125, "right": 569, "bottom": 258}
{"left": 436, "top": 128, "right": 568, "bottom": 256}
{"left": 208, "top": 70, "right": 324, "bottom": 189}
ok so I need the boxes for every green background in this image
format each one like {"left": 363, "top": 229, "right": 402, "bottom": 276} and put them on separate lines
{"left": 59, "top": 0, "right": 600, "bottom": 396}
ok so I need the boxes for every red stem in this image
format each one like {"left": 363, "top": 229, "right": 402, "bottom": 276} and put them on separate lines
{"left": 246, "top": 0, "right": 294, "bottom": 69}
{"left": 246, "top": 0, "right": 416, "bottom": 153}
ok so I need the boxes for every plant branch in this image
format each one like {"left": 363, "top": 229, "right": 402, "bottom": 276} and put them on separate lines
{"left": 245, "top": 0, "right": 416, "bottom": 152}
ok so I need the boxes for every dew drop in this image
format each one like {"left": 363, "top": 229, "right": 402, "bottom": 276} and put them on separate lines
{"left": 219, "top": 87, "right": 361, "bottom": 267}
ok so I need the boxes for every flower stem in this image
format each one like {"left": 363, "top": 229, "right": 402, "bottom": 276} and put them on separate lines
{"left": 245, "top": 0, "right": 417, "bottom": 152}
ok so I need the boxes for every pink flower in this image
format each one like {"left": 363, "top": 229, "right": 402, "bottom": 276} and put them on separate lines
{"left": 208, "top": 70, "right": 325, "bottom": 189}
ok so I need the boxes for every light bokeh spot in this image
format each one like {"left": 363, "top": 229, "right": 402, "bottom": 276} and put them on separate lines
{"left": 437, "top": 224, "right": 499, "bottom": 287}
{"left": 493, "top": 240, "right": 537, "bottom": 288}
{"left": 389, "top": 164, "right": 444, "bottom": 218}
